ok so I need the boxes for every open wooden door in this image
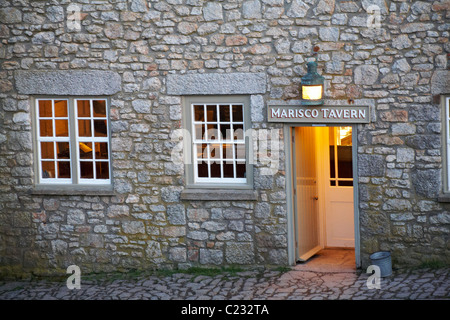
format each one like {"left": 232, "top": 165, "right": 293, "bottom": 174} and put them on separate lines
{"left": 294, "top": 127, "right": 321, "bottom": 261}
{"left": 324, "top": 127, "right": 355, "bottom": 247}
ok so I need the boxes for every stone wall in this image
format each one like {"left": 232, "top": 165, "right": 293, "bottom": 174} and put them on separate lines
{"left": 0, "top": 0, "right": 449, "bottom": 278}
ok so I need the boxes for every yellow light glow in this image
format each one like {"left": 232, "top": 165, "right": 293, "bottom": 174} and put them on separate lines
{"left": 302, "top": 85, "right": 323, "bottom": 100}
{"left": 337, "top": 127, "right": 352, "bottom": 146}
{"left": 79, "top": 142, "right": 92, "bottom": 153}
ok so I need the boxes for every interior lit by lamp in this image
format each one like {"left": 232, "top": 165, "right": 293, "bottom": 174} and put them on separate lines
{"left": 337, "top": 126, "right": 352, "bottom": 145}
{"left": 302, "top": 85, "right": 323, "bottom": 100}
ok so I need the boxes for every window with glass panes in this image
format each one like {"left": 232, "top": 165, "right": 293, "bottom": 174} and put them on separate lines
{"left": 329, "top": 126, "right": 353, "bottom": 187}
{"left": 35, "top": 98, "right": 111, "bottom": 185}
{"left": 192, "top": 102, "right": 247, "bottom": 183}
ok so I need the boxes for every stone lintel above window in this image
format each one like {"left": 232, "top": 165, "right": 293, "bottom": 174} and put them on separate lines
{"left": 14, "top": 70, "right": 122, "bottom": 96}
{"left": 167, "top": 72, "right": 267, "bottom": 96}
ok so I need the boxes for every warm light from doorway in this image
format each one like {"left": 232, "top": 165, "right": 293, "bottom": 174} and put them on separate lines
{"left": 337, "top": 127, "right": 352, "bottom": 145}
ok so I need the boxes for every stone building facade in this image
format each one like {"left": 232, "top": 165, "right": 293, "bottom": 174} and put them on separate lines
{"left": 0, "top": 0, "right": 449, "bottom": 278}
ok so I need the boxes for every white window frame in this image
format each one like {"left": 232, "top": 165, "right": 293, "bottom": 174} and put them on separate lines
{"left": 34, "top": 97, "right": 112, "bottom": 186}
{"left": 184, "top": 96, "right": 253, "bottom": 189}
{"left": 74, "top": 99, "right": 111, "bottom": 185}
{"left": 35, "top": 99, "right": 72, "bottom": 184}
{"left": 329, "top": 126, "right": 353, "bottom": 187}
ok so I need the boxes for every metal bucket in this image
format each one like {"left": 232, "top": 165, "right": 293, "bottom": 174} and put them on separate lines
{"left": 369, "top": 251, "right": 392, "bottom": 277}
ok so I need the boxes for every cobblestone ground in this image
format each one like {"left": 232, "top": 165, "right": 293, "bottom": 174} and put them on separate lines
{"left": 0, "top": 267, "right": 448, "bottom": 300}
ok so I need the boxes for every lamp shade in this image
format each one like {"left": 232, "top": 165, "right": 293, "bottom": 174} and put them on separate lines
{"left": 301, "top": 61, "right": 324, "bottom": 105}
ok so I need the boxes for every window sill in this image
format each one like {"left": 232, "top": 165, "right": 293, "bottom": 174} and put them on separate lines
{"left": 180, "top": 188, "right": 258, "bottom": 201}
{"left": 31, "top": 185, "right": 115, "bottom": 196}
{"left": 437, "top": 194, "right": 450, "bottom": 203}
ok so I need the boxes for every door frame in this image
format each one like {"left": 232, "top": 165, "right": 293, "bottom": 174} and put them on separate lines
{"left": 285, "top": 124, "right": 361, "bottom": 268}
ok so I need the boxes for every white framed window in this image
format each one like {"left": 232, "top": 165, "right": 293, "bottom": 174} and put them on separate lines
{"left": 329, "top": 126, "right": 353, "bottom": 187}
{"left": 36, "top": 99, "right": 72, "bottom": 183}
{"left": 75, "top": 99, "right": 110, "bottom": 183}
{"left": 34, "top": 98, "right": 111, "bottom": 185}
{"left": 184, "top": 96, "right": 252, "bottom": 188}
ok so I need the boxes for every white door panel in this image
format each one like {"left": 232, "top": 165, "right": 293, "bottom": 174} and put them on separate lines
{"left": 325, "top": 188, "right": 354, "bottom": 247}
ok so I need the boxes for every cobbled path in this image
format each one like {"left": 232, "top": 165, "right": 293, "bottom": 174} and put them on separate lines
{"left": 0, "top": 267, "right": 448, "bottom": 300}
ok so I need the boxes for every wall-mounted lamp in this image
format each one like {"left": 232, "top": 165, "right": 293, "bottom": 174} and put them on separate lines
{"left": 301, "top": 46, "right": 324, "bottom": 106}
{"left": 301, "top": 60, "right": 324, "bottom": 106}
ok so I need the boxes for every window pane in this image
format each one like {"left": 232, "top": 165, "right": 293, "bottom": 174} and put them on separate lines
{"left": 330, "top": 180, "right": 336, "bottom": 186}
{"left": 232, "top": 105, "right": 243, "bottom": 122}
{"left": 197, "top": 161, "right": 208, "bottom": 177}
{"left": 80, "top": 161, "right": 94, "bottom": 179}
{"left": 210, "top": 144, "right": 220, "bottom": 159}
{"left": 223, "top": 144, "right": 233, "bottom": 159}
{"left": 219, "top": 105, "right": 230, "bottom": 122}
{"left": 39, "top": 100, "right": 52, "bottom": 117}
{"left": 207, "top": 105, "right": 217, "bottom": 122}
{"left": 78, "top": 120, "right": 92, "bottom": 137}
{"left": 77, "top": 100, "right": 91, "bottom": 117}
{"left": 42, "top": 161, "right": 55, "bottom": 178}
{"left": 329, "top": 127, "right": 336, "bottom": 179}
{"left": 220, "top": 124, "right": 231, "bottom": 140}
{"left": 235, "top": 144, "right": 245, "bottom": 159}
{"left": 39, "top": 119, "right": 53, "bottom": 137}
{"left": 54, "top": 100, "right": 68, "bottom": 117}
{"left": 206, "top": 124, "right": 218, "bottom": 140}
{"left": 337, "top": 127, "right": 352, "bottom": 146}
{"left": 210, "top": 161, "right": 221, "bottom": 178}
{"left": 233, "top": 125, "right": 244, "bottom": 140}
{"left": 236, "top": 161, "right": 246, "bottom": 178}
{"left": 194, "top": 105, "right": 204, "bottom": 122}
{"left": 338, "top": 180, "right": 353, "bottom": 187}
{"left": 56, "top": 142, "right": 70, "bottom": 159}
{"left": 95, "top": 142, "right": 108, "bottom": 160}
{"left": 223, "top": 162, "right": 234, "bottom": 178}
{"left": 93, "top": 100, "right": 106, "bottom": 117}
{"left": 41, "top": 142, "right": 54, "bottom": 159}
{"left": 337, "top": 146, "right": 353, "bottom": 178}
{"left": 55, "top": 119, "right": 69, "bottom": 137}
{"left": 96, "top": 162, "right": 109, "bottom": 179}
{"left": 196, "top": 144, "right": 207, "bottom": 160}
{"left": 329, "top": 145, "right": 335, "bottom": 178}
{"left": 57, "top": 161, "right": 71, "bottom": 179}
{"left": 94, "top": 120, "right": 107, "bottom": 137}
{"left": 79, "top": 142, "right": 93, "bottom": 159}
{"left": 195, "top": 124, "right": 205, "bottom": 140}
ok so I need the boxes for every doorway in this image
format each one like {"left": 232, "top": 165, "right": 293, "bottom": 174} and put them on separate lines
{"left": 291, "top": 125, "right": 358, "bottom": 266}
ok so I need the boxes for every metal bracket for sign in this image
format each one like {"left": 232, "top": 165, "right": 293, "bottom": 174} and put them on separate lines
{"left": 267, "top": 105, "right": 371, "bottom": 124}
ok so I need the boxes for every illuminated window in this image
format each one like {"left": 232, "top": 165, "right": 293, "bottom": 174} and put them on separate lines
{"left": 193, "top": 103, "right": 246, "bottom": 183}
{"left": 35, "top": 98, "right": 111, "bottom": 185}
{"left": 184, "top": 96, "right": 252, "bottom": 187}
{"left": 329, "top": 126, "right": 353, "bottom": 187}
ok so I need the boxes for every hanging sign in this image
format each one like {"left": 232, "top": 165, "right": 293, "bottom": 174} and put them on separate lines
{"left": 267, "top": 105, "right": 370, "bottom": 123}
